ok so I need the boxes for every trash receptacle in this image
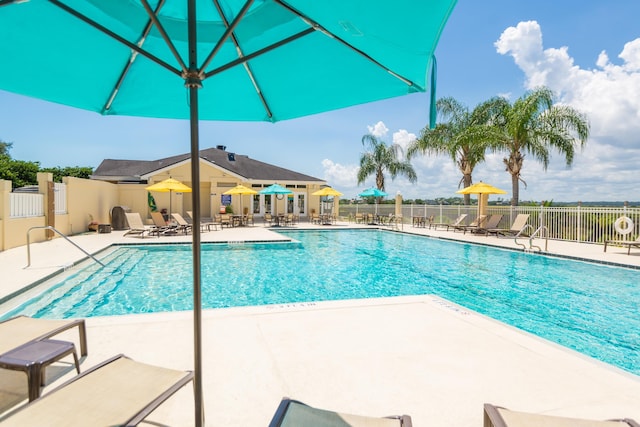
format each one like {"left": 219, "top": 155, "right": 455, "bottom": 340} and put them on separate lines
{"left": 111, "top": 206, "right": 131, "bottom": 230}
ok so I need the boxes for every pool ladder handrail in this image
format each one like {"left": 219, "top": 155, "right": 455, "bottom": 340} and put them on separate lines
{"left": 25, "top": 226, "right": 105, "bottom": 269}
{"left": 514, "top": 225, "right": 549, "bottom": 252}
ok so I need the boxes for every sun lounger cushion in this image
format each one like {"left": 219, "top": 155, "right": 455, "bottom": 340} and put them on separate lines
{"left": 0, "top": 354, "right": 194, "bottom": 427}
{"left": 269, "top": 398, "right": 412, "bottom": 427}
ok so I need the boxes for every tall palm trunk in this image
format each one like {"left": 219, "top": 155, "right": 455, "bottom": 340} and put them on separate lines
{"left": 461, "top": 173, "right": 472, "bottom": 205}
{"left": 504, "top": 151, "right": 524, "bottom": 206}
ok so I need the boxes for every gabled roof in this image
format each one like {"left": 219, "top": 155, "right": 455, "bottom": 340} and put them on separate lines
{"left": 92, "top": 147, "right": 324, "bottom": 183}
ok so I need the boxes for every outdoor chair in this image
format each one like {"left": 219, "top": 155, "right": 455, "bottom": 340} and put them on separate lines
{"left": 150, "top": 211, "right": 177, "bottom": 234}
{"left": 453, "top": 215, "right": 487, "bottom": 233}
{"left": 484, "top": 214, "right": 530, "bottom": 237}
{"left": 263, "top": 213, "right": 273, "bottom": 227}
{"left": 431, "top": 213, "right": 468, "bottom": 230}
{"left": 469, "top": 214, "right": 503, "bottom": 235}
{"left": 186, "top": 211, "right": 218, "bottom": 232}
{"left": 268, "top": 398, "right": 412, "bottom": 427}
{"left": 483, "top": 403, "right": 639, "bottom": 427}
{"left": 0, "top": 354, "right": 195, "bottom": 427}
{"left": 170, "top": 213, "right": 193, "bottom": 234}
{"left": 0, "top": 316, "right": 87, "bottom": 357}
{"left": 604, "top": 234, "right": 640, "bottom": 255}
{"left": 124, "top": 212, "right": 158, "bottom": 238}
{"left": 354, "top": 212, "right": 364, "bottom": 224}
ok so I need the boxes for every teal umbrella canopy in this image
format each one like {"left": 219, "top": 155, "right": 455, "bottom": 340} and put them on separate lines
{"left": 0, "top": 1, "right": 457, "bottom": 425}
{"left": 0, "top": 0, "right": 457, "bottom": 122}
{"left": 359, "top": 188, "right": 388, "bottom": 198}
{"left": 259, "top": 183, "right": 293, "bottom": 195}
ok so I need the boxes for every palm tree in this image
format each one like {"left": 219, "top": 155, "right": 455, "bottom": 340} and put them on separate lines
{"left": 492, "top": 87, "right": 590, "bottom": 206}
{"left": 357, "top": 134, "right": 417, "bottom": 201}
{"left": 407, "top": 97, "right": 505, "bottom": 205}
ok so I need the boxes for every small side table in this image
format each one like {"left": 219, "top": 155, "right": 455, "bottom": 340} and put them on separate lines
{"left": 0, "top": 339, "right": 81, "bottom": 401}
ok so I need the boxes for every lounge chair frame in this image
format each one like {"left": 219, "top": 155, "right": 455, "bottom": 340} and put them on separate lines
{"left": 454, "top": 215, "right": 487, "bottom": 233}
{"left": 431, "top": 213, "right": 468, "bottom": 231}
{"left": 269, "top": 398, "right": 412, "bottom": 427}
{"left": 483, "top": 214, "right": 530, "bottom": 237}
{"left": 0, "top": 354, "right": 195, "bottom": 427}
{"left": 604, "top": 236, "right": 640, "bottom": 255}
{"left": 484, "top": 404, "right": 640, "bottom": 427}
{"left": 0, "top": 315, "right": 87, "bottom": 357}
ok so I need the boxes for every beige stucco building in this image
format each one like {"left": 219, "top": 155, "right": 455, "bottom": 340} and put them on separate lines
{"left": 91, "top": 145, "right": 327, "bottom": 220}
{"left": 0, "top": 146, "right": 330, "bottom": 251}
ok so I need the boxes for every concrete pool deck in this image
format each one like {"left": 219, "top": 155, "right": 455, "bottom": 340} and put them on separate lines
{"left": 1, "top": 222, "right": 640, "bottom": 425}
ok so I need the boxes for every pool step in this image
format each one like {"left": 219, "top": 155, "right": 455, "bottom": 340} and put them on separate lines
{"left": 21, "top": 249, "right": 146, "bottom": 318}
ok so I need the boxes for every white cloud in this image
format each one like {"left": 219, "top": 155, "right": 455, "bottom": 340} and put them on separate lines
{"left": 366, "top": 121, "right": 389, "bottom": 138}
{"left": 494, "top": 20, "right": 640, "bottom": 201}
{"left": 321, "top": 158, "right": 359, "bottom": 188}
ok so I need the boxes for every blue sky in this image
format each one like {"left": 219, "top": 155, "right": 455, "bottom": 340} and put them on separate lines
{"left": 2, "top": 0, "right": 640, "bottom": 202}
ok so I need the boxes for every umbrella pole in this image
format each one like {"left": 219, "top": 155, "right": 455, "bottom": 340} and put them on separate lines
{"left": 187, "top": 1, "right": 204, "bottom": 425}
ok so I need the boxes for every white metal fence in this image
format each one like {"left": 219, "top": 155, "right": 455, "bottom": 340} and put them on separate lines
{"left": 54, "top": 182, "right": 67, "bottom": 214}
{"left": 10, "top": 193, "right": 44, "bottom": 218}
{"left": 340, "top": 203, "right": 640, "bottom": 244}
{"left": 9, "top": 182, "right": 67, "bottom": 218}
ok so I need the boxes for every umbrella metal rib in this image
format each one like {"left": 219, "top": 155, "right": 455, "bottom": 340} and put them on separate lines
{"left": 48, "top": 0, "right": 182, "bottom": 78}
{"left": 104, "top": 0, "right": 167, "bottom": 113}
{"left": 274, "top": 0, "right": 417, "bottom": 88}
{"left": 212, "top": 0, "right": 274, "bottom": 119}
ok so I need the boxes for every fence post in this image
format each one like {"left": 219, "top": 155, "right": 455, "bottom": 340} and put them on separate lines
{"left": 37, "top": 172, "right": 55, "bottom": 239}
{"left": 0, "top": 179, "right": 11, "bottom": 251}
{"left": 576, "top": 201, "right": 581, "bottom": 243}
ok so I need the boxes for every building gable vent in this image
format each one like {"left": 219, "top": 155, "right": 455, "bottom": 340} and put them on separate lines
{"left": 228, "top": 152, "right": 235, "bottom": 161}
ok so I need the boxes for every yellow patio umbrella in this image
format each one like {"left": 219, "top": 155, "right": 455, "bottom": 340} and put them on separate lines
{"left": 146, "top": 178, "right": 192, "bottom": 220}
{"left": 456, "top": 182, "right": 507, "bottom": 217}
{"left": 311, "top": 187, "right": 343, "bottom": 197}
{"left": 312, "top": 187, "right": 343, "bottom": 215}
{"left": 223, "top": 184, "right": 258, "bottom": 215}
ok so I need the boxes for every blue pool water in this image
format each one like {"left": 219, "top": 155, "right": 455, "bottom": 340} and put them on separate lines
{"left": 4, "top": 229, "right": 640, "bottom": 375}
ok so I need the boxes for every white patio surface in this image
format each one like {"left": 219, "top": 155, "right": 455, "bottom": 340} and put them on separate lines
{"left": 1, "top": 221, "right": 639, "bottom": 426}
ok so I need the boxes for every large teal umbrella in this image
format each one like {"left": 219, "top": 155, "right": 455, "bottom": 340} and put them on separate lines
{"left": 260, "top": 183, "right": 293, "bottom": 218}
{"left": 0, "top": 2, "right": 458, "bottom": 424}
{"left": 358, "top": 188, "right": 388, "bottom": 198}
{"left": 359, "top": 188, "right": 388, "bottom": 216}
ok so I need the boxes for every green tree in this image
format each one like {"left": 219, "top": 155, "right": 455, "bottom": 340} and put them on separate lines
{"left": 407, "top": 97, "right": 505, "bottom": 205}
{"left": 492, "top": 87, "right": 590, "bottom": 206}
{"left": 357, "top": 134, "right": 417, "bottom": 201}
{"left": 0, "top": 156, "right": 40, "bottom": 188}
{"left": 0, "top": 140, "right": 12, "bottom": 156}
{"left": 41, "top": 166, "right": 93, "bottom": 182}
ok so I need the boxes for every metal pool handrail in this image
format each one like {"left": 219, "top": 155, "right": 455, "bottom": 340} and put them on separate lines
{"left": 25, "top": 226, "right": 105, "bottom": 268}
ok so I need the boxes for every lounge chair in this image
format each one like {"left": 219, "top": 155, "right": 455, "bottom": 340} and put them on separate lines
{"left": 454, "top": 214, "right": 487, "bottom": 233}
{"left": 484, "top": 214, "right": 530, "bottom": 237}
{"left": 0, "top": 316, "right": 87, "bottom": 357}
{"left": 431, "top": 213, "right": 468, "bottom": 231}
{"left": 124, "top": 212, "right": 157, "bottom": 238}
{"left": 269, "top": 398, "right": 412, "bottom": 427}
{"left": 604, "top": 235, "right": 640, "bottom": 255}
{"left": 483, "top": 403, "right": 639, "bottom": 427}
{"left": 469, "top": 214, "right": 503, "bottom": 235}
{"left": 0, "top": 354, "right": 195, "bottom": 427}
{"left": 150, "top": 211, "right": 177, "bottom": 234}
{"left": 170, "top": 213, "right": 193, "bottom": 234}
{"left": 186, "top": 210, "right": 218, "bottom": 231}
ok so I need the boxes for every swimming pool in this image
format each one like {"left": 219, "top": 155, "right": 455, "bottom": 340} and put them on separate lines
{"left": 3, "top": 229, "right": 640, "bottom": 376}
